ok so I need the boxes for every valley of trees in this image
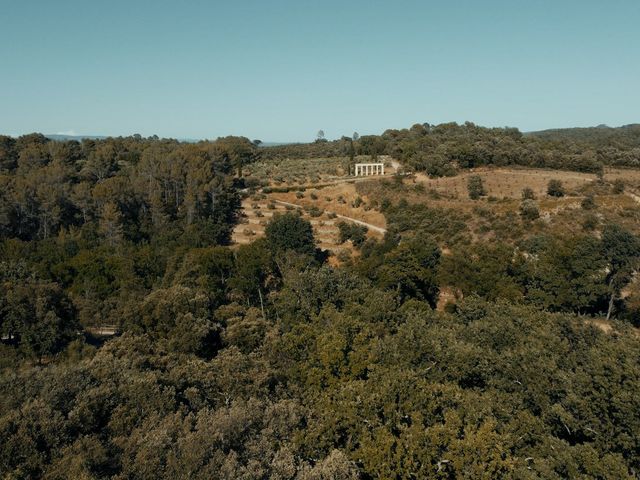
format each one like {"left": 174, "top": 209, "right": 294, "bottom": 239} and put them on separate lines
{"left": 2, "top": 126, "right": 640, "bottom": 479}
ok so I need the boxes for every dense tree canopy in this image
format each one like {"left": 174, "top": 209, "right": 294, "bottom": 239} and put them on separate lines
{"left": 2, "top": 129, "right": 640, "bottom": 478}
{"left": 261, "top": 122, "right": 640, "bottom": 175}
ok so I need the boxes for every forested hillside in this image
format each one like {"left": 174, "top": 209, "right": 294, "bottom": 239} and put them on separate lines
{"left": 264, "top": 123, "right": 640, "bottom": 175}
{"left": 2, "top": 127, "right": 640, "bottom": 479}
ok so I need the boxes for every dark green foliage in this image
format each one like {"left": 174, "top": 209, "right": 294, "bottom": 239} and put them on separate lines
{"left": 467, "top": 175, "right": 486, "bottom": 200}
{"left": 613, "top": 178, "right": 625, "bottom": 194}
{"left": 582, "top": 214, "right": 599, "bottom": 231}
{"left": 0, "top": 134, "right": 246, "bottom": 244}
{"left": 581, "top": 194, "right": 597, "bottom": 210}
{"left": 265, "top": 122, "right": 640, "bottom": 176}
{"left": 265, "top": 212, "right": 316, "bottom": 256}
{"left": 3, "top": 288, "right": 639, "bottom": 479}
{"left": 439, "top": 243, "right": 523, "bottom": 302}
{"left": 0, "top": 263, "right": 78, "bottom": 360}
{"left": 384, "top": 202, "right": 469, "bottom": 244}
{"left": 547, "top": 179, "right": 565, "bottom": 197}
{"left": 520, "top": 199, "right": 540, "bottom": 220}
{"left": 602, "top": 224, "right": 640, "bottom": 319}
{"left": 336, "top": 221, "right": 368, "bottom": 248}
{"left": 3, "top": 130, "right": 640, "bottom": 479}
{"left": 374, "top": 237, "right": 441, "bottom": 305}
{"left": 522, "top": 187, "right": 536, "bottom": 200}
{"left": 229, "top": 239, "right": 275, "bottom": 306}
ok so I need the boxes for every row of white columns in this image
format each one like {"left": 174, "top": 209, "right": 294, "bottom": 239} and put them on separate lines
{"left": 354, "top": 163, "right": 385, "bottom": 176}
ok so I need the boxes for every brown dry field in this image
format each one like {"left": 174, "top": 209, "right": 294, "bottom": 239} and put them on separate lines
{"left": 231, "top": 191, "right": 384, "bottom": 260}
{"left": 268, "top": 183, "right": 387, "bottom": 229}
{"left": 234, "top": 165, "right": 640, "bottom": 254}
{"left": 413, "top": 167, "right": 598, "bottom": 199}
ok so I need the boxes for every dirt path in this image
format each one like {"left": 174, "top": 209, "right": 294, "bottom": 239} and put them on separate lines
{"left": 626, "top": 190, "right": 640, "bottom": 204}
{"left": 272, "top": 199, "right": 387, "bottom": 234}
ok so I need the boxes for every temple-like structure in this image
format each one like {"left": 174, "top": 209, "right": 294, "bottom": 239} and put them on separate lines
{"left": 354, "top": 163, "right": 385, "bottom": 176}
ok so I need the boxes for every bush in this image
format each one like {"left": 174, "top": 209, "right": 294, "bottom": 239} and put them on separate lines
{"left": 467, "top": 175, "right": 486, "bottom": 200}
{"left": 307, "top": 206, "right": 323, "bottom": 217}
{"left": 519, "top": 199, "right": 540, "bottom": 221}
{"left": 265, "top": 213, "right": 315, "bottom": 255}
{"left": 582, "top": 213, "right": 598, "bottom": 231}
{"left": 296, "top": 192, "right": 304, "bottom": 199}
{"left": 521, "top": 187, "right": 535, "bottom": 200}
{"left": 581, "top": 194, "right": 596, "bottom": 210}
{"left": 337, "top": 221, "right": 368, "bottom": 248}
{"left": 547, "top": 179, "right": 564, "bottom": 197}
{"left": 337, "top": 250, "right": 352, "bottom": 263}
{"left": 613, "top": 179, "right": 625, "bottom": 194}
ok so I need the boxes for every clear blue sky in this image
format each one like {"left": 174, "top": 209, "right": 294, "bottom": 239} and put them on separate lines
{"left": 1, "top": 0, "right": 639, "bottom": 141}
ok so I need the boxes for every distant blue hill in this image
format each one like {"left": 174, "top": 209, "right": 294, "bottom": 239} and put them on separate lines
{"left": 45, "top": 134, "right": 109, "bottom": 141}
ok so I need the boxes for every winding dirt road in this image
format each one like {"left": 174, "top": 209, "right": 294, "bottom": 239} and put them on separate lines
{"left": 272, "top": 199, "right": 387, "bottom": 234}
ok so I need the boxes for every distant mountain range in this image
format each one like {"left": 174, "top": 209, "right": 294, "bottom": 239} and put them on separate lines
{"left": 7, "top": 124, "right": 637, "bottom": 146}
{"left": 45, "top": 134, "right": 109, "bottom": 141}
{"left": 525, "top": 123, "right": 640, "bottom": 138}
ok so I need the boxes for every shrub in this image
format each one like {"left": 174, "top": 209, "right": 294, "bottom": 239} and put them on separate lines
{"left": 581, "top": 194, "right": 596, "bottom": 210}
{"left": 467, "top": 175, "right": 486, "bottom": 200}
{"left": 337, "top": 221, "right": 368, "bottom": 247}
{"left": 582, "top": 214, "right": 598, "bottom": 231}
{"left": 519, "top": 199, "right": 540, "bottom": 221}
{"left": 296, "top": 192, "right": 304, "bottom": 199}
{"left": 613, "top": 179, "right": 625, "bottom": 194}
{"left": 265, "top": 212, "right": 315, "bottom": 255}
{"left": 547, "top": 179, "right": 564, "bottom": 197}
{"left": 521, "top": 187, "right": 535, "bottom": 200}
{"left": 308, "top": 206, "right": 323, "bottom": 217}
{"left": 337, "top": 250, "right": 351, "bottom": 263}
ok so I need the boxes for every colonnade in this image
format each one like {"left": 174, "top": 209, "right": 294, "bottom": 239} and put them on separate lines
{"left": 354, "top": 163, "right": 385, "bottom": 176}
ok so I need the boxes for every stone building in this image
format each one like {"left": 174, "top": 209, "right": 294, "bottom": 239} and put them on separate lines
{"left": 354, "top": 163, "right": 385, "bottom": 176}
